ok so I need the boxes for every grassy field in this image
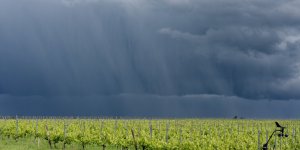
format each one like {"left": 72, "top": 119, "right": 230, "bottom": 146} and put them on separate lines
{"left": 0, "top": 118, "right": 299, "bottom": 150}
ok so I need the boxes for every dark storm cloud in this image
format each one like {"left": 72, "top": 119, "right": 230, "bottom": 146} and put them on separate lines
{"left": 156, "top": 0, "right": 300, "bottom": 99}
{"left": 1, "top": 94, "right": 300, "bottom": 118}
{"left": 1, "top": 0, "right": 300, "bottom": 117}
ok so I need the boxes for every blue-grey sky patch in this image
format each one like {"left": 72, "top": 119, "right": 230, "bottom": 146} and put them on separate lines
{"left": 1, "top": 0, "right": 300, "bottom": 118}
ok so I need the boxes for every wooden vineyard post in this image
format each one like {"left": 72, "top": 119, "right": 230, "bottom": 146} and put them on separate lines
{"left": 292, "top": 127, "right": 295, "bottom": 147}
{"left": 247, "top": 122, "right": 249, "bottom": 132}
{"left": 265, "top": 130, "right": 268, "bottom": 145}
{"left": 81, "top": 121, "right": 86, "bottom": 150}
{"left": 222, "top": 124, "right": 224, "bottom": 139}
{"left": 166, "top": 121, "right": 169, "bottom": 143}
{"left": 45, "top": 124, "right": 52, "bottom": 149}
{"left": 230, "top": 125, "right": 233, "bottom": 137}
{"left": 209, "top": 126, "right": 212, "bottom": 140}
{"left": 175, "top": 120, "right": 177, "bottom": 131}
{"left": 190, "top": 121, "right": 194, "bottom": 141}
{"left": 99, "top": 119, "right": 106, "bottom": 150}
{"left": 257, "top": 130, "right": 261, "bottom": 150}
{"left": 138, "top": 122, "right": 141, "bottom": 138}
{"left": 15, "top": 115, "right": 18, "bottom": 141}
{"left": 100, "top": 119, "right": 104, "bottom": 136}
{"left": 131, "top": 128, "right": 138, "bottom": 150}
{"left": 158, "top": 121, "right": 161, "bottom": 133}
{"left": 36, "top": 119, "right": 40, "bottom": 148}
{"left": 237, "top": 123, "right": 240, "bottom": 135}
{"left": 199, "top": 123, "right": 202, "bottom": 140}
{"left": 149, "top": 120, "right": 152, "bottom": 139}
{"left": 35, "top": 119, "right": 38, "bottom": 138}
{"left": 242, "top": 123, "right": 244, "bottom": 133}
{"left": 295, "top": 127, "right": 297, "bottom": 144}
{"left": 190, "top": 124, "right": 193, "bottom": 142}
{"left": 285, "top": 125, "right": 288, "bottom": 147}
{"left": 217, "top": 126, "right": 220, "bottom": 139}
{"left": 63, "top": 121, "right": 67, "bottom": 149}
{"left": 124, "top": 120, "right": 128, "bottom": 139}
{"left": 114, "top": 119, "right": 118, "bottom": 137}
{"left": 179, "top": 126, "right": 182, "bottom": 144}
{"left": 224, "top": 124, "right": 227, "bottom": 139}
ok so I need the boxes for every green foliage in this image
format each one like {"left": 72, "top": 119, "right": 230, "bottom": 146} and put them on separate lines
{"left": 0, "top": 119, "right": 299, "bottom": 149}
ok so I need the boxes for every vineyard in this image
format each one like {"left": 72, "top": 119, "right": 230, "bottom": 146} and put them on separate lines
{"left": 0, "top": 117, "right": 299, "bottom": 150}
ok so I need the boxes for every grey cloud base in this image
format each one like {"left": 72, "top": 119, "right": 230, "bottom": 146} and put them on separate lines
{"left": 1, "top": 0, "right": 300, "bottom": 117}
{"left": 1, "top": 94, "right": 299, "bottom": 118}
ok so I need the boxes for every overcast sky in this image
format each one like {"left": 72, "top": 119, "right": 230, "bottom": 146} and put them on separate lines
{"left": 1, "top": 0, "right": 300, "bottom": 118}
